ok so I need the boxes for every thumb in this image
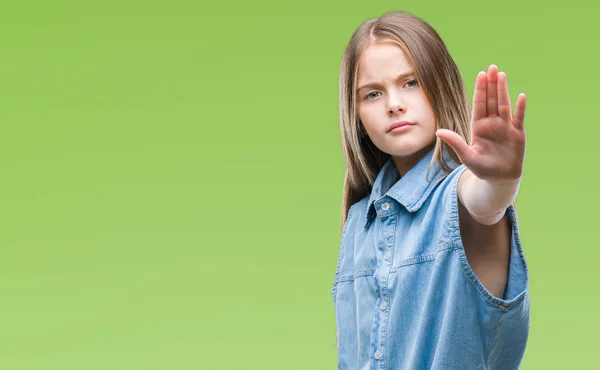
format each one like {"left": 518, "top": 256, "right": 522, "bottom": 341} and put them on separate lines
{"left": 435, "top": 129, "right": 472, "bottom": 164}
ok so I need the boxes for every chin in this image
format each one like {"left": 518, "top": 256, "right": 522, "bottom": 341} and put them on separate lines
{"left": 384, "top": 142, "right": 433, "bottom": 158}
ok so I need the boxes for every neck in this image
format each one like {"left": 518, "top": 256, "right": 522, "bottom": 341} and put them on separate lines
{"left": 391, "top": 142, "right": 435, "bottom": 177}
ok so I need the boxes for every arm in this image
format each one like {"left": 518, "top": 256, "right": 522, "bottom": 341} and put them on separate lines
{"left": 456, "top": 170, "right": 515, "bottom": 298}
{"left": 436, "top": 64, "right": 527, "bottom": 298}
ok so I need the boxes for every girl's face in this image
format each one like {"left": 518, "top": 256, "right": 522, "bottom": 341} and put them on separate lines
{"left": 356, "top": 43, "right": 437, "bottom": 169}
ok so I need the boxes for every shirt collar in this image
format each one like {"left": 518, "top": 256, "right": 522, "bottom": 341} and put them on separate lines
{"left": 364, "top": 147, "right": 460, "bottom": 229}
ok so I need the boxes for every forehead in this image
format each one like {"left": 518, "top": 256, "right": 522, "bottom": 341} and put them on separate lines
{"left": 356, "top": 43, "right": 413, "bottom": 82}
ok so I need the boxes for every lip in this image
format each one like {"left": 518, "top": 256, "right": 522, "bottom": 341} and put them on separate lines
{"left": 387, "top": 121, "right": 414, "bottom": 133}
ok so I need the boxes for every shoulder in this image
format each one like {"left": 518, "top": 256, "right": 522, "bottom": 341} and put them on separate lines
{"left": 426, "top": 164, "right": 469, "bottom": 215}
{"left": 437, "top": 164, "right": 469, "bottom": 197}
{"left": 344, "top": 196, "right": 370, "bottom": 228}
{"left": 412, "top": 164, "right": 469, "bottom": 246}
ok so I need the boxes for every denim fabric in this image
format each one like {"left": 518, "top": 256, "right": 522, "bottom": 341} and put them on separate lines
{"left": 332, "top": 147, "right": 530, "bottom": 370}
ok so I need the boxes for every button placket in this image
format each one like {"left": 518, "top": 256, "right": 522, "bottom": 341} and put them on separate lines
{"left": 370, "top": 200, "right": 395, "bottom": 368}
{"left": 371, "top": 210, "right": 394, "bottom": 368}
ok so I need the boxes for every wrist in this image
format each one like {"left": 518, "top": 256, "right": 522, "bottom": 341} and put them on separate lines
{"left": 459, "top": 171, "right": 520, "bottom": 220}
{"left": 466, "top": 207, "right": 507, "bottom": 226}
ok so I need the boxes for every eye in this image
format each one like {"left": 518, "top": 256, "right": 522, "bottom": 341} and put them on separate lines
{"left": 364, "top": 91, "right": 381, "bottom": 100}
{"left": 404, "top": 79, "right": 419, "bottom": 88}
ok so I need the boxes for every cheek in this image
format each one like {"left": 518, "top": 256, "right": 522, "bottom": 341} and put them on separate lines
{"left": 358, "top": 105, "right": 380, "bottom": 130}
{"left": 415, "top": 100, "right": 436, "bottom": 128}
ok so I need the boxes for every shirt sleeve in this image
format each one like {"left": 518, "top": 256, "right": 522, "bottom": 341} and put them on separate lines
{"left": 501, "top": 204, "right": 530, "bottom": 303}
{"left": 444, "top": 165, "right": 530, "bottom": 307}
{"left": 486, "top": 204, "right": 531, "bottom": 369}
{"left": 443, "top": 165, "right": 531, "bottom": 369}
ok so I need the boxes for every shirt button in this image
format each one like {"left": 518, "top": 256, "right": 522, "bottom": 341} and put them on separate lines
{"left": 374, "top": 349, "right": 382, "bottom": 360}
{"left": 381, "top": 202, "right": 390, "bottom": 211}
{"left": 380, "top": 300, "right": 387, "bottom": 311}
{"left": 384, "top": 249, "right": 391, "bottom": 261}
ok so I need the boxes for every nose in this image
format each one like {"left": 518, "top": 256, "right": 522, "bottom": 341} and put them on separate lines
{"left": 387, "top": 92, "right": 406, "bottom": 115}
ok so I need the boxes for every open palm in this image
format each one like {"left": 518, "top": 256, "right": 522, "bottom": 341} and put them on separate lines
{"left": 436, "top": 64, "right": 527, "bottom": 184}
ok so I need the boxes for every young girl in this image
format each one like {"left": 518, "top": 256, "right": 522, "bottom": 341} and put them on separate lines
{"left": 332, "top": 11, "right": 529, "bottom": 369}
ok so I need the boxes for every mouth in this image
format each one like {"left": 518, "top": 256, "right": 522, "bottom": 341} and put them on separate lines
{"left": 387, "top": 121, "right": 414, "bottom": 133}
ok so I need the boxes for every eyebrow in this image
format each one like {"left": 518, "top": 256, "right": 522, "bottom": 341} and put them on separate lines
{"left": 356, "top": 70, "right": 416, "bottom": 93}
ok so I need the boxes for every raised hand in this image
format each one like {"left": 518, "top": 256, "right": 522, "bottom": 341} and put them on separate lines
{"left": 436, "top": 64, "right": 526, "bottom": 184}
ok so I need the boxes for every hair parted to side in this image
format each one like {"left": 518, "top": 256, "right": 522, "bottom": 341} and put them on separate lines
{"left": 338, "top": 10, "right": 472, "bottom": 230}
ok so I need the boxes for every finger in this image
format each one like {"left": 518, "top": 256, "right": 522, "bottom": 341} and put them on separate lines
{"left": 512, "top": 93, "right": 527, "bottom": 130}
{"left": 497, "top": 72, "right": 512, "bottom": 122}
{"left": 472, "top": 71, "right": 487, "bottom": 121}
{"left": 435, "top": 129, "right": 473, "bottom": 165}
{"left": 487, "top": 65, "right": 498, "bottom": 116}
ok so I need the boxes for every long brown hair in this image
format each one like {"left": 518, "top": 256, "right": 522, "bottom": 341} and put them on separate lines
{"left": 338, "top": 11, "right": 472, "bottom": 230}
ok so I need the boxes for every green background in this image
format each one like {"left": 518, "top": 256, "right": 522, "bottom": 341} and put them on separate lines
{"left": 0, "top": 0, "right": 595, "bottom": 369}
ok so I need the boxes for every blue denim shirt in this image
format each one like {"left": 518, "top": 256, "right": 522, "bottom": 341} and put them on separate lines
{"left": 332, "top": 147, "right": 530, "bottom": 369}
